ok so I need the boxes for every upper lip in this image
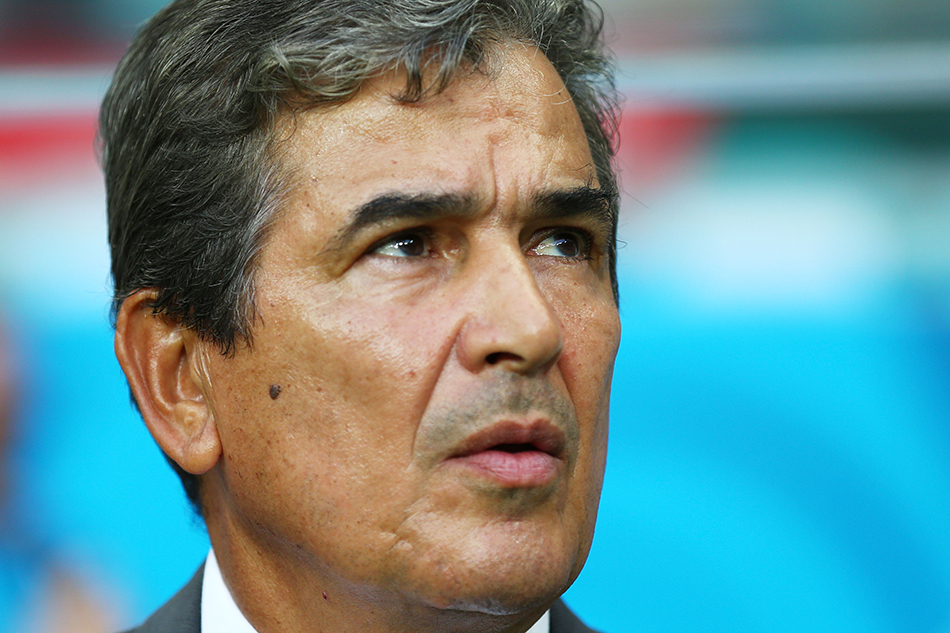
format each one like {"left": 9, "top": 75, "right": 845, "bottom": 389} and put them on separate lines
{"left": 449, "top": 418, "right": 567, "bottom": 461}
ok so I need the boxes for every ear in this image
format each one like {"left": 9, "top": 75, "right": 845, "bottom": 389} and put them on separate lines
{"left": 114, "top": 290, "right": 221, "bottom": 475}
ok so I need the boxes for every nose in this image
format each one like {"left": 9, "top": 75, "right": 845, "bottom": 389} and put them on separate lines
{"left": 456, "top": 247, "right": 564, "bottom": 375}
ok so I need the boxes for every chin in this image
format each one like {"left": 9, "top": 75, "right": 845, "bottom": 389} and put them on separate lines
{"left": 382, "top": 482, "right": 596, "bottom": 618}
{"left": 434, "top": 582, "right": 565, "bottom": 617}
{"left": 403, "top": 534, "right": 585, "bottom": 617}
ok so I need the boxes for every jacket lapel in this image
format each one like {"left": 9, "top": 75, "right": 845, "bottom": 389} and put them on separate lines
{"left": 122, "top": 564, "right": 204, "bottom": 633}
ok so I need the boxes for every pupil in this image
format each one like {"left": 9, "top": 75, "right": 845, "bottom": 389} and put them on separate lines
{"left": 396, "top": 236, "right": 424, "bottom": 257}
{"left": 555, "top": 235, "right": 579, "bottom": 257}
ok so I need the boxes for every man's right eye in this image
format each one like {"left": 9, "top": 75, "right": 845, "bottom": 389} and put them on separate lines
{"left": 370, "top": 232, "right": 430, "bottom": 258}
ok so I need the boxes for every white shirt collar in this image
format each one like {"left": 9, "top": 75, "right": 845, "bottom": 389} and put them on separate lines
{"left": 201, "top": 549, "right": 551, "bottom": 633}
{"left": 201, "top": 548, "right": 257, "bottom": 633}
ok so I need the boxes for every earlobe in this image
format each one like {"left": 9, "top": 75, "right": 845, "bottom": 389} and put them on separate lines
{"left": 114, "top": 290, "right": 222, "bottom": 475}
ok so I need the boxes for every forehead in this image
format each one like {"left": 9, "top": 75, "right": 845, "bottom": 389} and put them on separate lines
{"left": 272, "top": 44, "right": 595, "bottom": 225}
{"left": 338, "top": 47, "right": 575, "bottom": 141}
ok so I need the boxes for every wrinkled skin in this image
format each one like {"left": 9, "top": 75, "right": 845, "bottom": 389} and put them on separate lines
{"left": 192, "top": 45, "right": 620, "bottom": 633}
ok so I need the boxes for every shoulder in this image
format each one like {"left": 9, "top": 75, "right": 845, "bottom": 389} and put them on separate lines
{"left": 550, "top": 599, "right": 603, "bottom": 633}
{"left": 120, "top": 565, "right": 204, "bottom": 633}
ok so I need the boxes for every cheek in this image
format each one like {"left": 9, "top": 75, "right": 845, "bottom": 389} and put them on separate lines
{"left": 309, "top": 288, "right": 459, "bottom": 410}
{"left": 257, "top": 287, "right": 444, "bottom": 429}
{"left": 207, "top": 291, "right": 459, "bottom": 522}
{"left": 553, "top": 285, "right": 620, "bottom": 410}
{"left": 551, "top": 288, "right": 618, "bottom": 490}
{"left": 206, "top": 349, "right": 419, "bottom": 563}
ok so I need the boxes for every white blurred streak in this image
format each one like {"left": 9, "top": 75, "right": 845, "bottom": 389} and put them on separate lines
{"left": 0, "top": 66, "right": 113, "bottom": 116}
{"left": 619, "top": 42, "right": 950, "bottom": 111}
{"left": 620, "top": 180, "right": 903, "bottom": 314}
{"left": 0, "top": 183, "right": 111, "bottom": 323}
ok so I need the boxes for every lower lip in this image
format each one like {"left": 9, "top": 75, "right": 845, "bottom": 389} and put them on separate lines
{"left": 448, "top": 450, "right": 559, "bottom": 487}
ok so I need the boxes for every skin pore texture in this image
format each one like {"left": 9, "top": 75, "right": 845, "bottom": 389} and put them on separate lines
{"left": 116, "top": 44, "right": 620, "bottom": 633}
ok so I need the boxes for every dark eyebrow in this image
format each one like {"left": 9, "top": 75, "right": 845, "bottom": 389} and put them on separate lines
{"left": 324, "top": 186, "right": 616, "bottom": 254}
{"left": 326, "top": 192, "right": 477, "bottom": 252}
{"left": 530, "top": 185, "right": 617, "bottom": 231}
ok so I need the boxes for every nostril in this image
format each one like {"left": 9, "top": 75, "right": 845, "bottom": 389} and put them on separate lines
{"left": 485, "top": 351, "right": 522, "bottom": 365}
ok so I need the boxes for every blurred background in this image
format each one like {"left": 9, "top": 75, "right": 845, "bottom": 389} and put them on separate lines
{"left": 1, "top": 0, "right": 949, "bottom": 631}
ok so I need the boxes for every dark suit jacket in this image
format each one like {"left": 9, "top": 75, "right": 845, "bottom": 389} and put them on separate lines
{"left": 123, "top": 565, "right": 601, "bottom": 633}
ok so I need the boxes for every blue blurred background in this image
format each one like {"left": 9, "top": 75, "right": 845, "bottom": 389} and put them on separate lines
{"left": 1, "top": 0, "right": 949, "bottom": 631}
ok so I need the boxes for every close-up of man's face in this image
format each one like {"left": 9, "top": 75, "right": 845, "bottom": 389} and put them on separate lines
{"left": 11, "top": 0, "right": 946, "bottom": 631}
{"left": 185, "top": 44, "right": 620, "bottom": 620}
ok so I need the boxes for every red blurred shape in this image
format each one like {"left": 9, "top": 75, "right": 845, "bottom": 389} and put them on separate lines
{"left": 0, "top": 113, "right": 99, "bottom": 186}
{"left": 617, "top": 107, "right": 716, "bottom": 189}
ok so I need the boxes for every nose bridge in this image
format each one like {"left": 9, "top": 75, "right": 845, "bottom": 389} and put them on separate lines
{"left": 457, "top": 238, "right": 563, "bottom": 374}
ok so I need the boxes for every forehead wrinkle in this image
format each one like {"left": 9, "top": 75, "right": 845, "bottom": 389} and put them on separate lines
{"left": 356, "top": 47, "right": 568, "bottom": 142}
{"left": 283, "top": 47, "right": 578, "bottom": 174}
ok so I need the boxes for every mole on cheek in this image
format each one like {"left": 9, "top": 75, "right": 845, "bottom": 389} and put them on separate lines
{"left": 269, "top": 384, "right": 282, "bottom": 400}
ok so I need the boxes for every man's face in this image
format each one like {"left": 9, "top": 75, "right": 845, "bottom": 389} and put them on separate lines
{"left": 199, "top": 45, "right": 620, "bottom": 617}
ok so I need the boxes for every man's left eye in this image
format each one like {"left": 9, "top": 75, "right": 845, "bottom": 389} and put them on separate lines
{"left": 532, "top": 231, "right": 589, "bottom": 259}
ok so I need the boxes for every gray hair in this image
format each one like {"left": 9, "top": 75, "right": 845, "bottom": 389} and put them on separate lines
{"left": 100, "top": 0, "right": 619, "bottom": 514}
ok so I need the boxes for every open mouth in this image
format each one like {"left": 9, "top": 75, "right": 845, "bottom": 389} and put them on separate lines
{"left": 446, "top": 422, "right": 566, "bottom": 487}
